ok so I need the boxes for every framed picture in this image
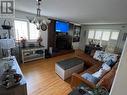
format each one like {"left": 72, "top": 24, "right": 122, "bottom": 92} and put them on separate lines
{"left": 73, "top": 26, "right": 81, "bottom": 42}
{"left": 122, "top": 33, "right": 127, "bottom": 41}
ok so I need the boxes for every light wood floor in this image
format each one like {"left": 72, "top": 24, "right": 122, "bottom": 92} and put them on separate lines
{"left": 20, "top": 52, "right": 76, "bottom": 95}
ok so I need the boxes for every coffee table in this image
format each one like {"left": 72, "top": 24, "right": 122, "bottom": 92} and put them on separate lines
{"left": 55, "top": 57, "right": 84, "bottom": 80}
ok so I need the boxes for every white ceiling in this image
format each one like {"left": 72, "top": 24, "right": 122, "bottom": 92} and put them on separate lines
{"left": 15, "top": 0, "right": 127, "bottom": 24}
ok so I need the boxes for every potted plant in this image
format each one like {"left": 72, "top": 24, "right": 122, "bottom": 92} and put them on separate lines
{"left": 20, "top": 37, "right": 26, "bottom": 48}
{"left": 90, "top": 85, "right": 109, "bottom": 95}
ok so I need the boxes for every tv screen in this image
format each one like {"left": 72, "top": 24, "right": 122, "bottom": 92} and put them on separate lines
{"left": 56, "top": 21, "right": 69, "bottom": 32}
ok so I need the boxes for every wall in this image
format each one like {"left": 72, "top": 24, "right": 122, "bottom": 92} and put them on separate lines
{"left": 79, "top": 25, "right": 87, "bottom": 50}
{"left": 0, "top": 18, "right": 14, "bottom": 58}
{"left": 15, "top": 10, "right": 48, "bottom": 49}
{"left": 0, "top": 18, "right": 14, "bottom": 37}
{"left": 79, "top": 24, "right": 127, "bottom": 52}
{"left": 110, "top": 39, "right": 127, "bottom": 95}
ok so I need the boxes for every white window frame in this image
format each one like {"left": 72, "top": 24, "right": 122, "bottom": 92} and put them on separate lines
{"left": 102, "top": 30, "right": 111, "bottom": 41}
{"left": 88, "top": 29, "right": 119, "bottom": 41}
{"left": 29, "top": 23, "right": 40, "bottom": 40}
{"left": 88, "top": 29, "right": 95, "bottom": 39}
{"left": 14, "top": 19, "right": 29, "bottom": 40}
{"left": 110, "top": 31, "right": 119, "bottom": 40}
{"left": 94, "top": 29, "right": 103, "bottom": 40}
{"left": 14, "top": 19, "right": 39, "bottom": 41}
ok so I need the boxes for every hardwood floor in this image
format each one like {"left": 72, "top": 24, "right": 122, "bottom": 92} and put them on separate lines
{"left": 20, "top": 52, "right": 76, "bottom": 95}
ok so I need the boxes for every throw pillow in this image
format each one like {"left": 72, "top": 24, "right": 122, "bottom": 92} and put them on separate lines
{"left": 92, "top": 66, "right": 111, "bottom": 79}
{"left": 81, "top": 73, "right": 99, "bottom": 84}
{"left": 102, "top": 63, "right": 111, "bottom": 71}
{"left": 93, "top": 50, "right": 104, "bottom": 62}
{"left": 103, "top": 52, "right": 118, "bottom": 63}
{"left": 103, "top": 59, "right": 116, "bottom": 68}
{"left": 92, "top": 68, "right": 105, "bottom": 79}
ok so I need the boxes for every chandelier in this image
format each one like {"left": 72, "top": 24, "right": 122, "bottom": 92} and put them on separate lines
{"left": 27, "top": 0, "right": 50, "bottom": 31}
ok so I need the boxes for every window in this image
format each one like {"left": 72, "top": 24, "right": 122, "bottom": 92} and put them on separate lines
{"left": 29, "top": 23, "right": 39, "bottom": 40}
{"left": 14, "top": 20, "right": 28, "bottom": 40}
{"left": 14, "top": 20, "right": 39, "bottom": 41}
{"left": 95, "top": 30, "right": 102, "bottom": 40}
{"left": 88, "top": 29, "right": 119, "bottom": 41}
{"left": 111, "top": 31, "right": 119, "bottom": 40}
{"left": 88, "top": 30, "right": 95, "bottom": 39}
{"left": 102, "top": 30, "right": 110, "bottom": 41}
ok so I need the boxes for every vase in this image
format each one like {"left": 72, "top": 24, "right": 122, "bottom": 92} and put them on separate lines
{"left": 22, "top": 43, "right": 26, "bottom": 48}
{"left": 38, "top": 42, "right": 42, "bottom": 46}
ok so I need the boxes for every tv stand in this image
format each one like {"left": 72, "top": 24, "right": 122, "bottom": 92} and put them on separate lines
{"left": 56, "top": 32, "right": 68, "bottom": 36}
{"left": 56, "top": 34, "right": 72, "bottom": 50}
{"left": 21, "top": 46, "right": 45, "bottom": 63}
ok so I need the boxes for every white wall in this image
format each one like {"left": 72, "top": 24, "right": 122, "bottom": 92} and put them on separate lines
{"left": 15, "top": 10, "right": 48, "bottom": 49}
{"left": 110, "top": 38, "right": 127, "bottom": 95}
{"left": 40, "top": 30, "right": 48, "bottom": 49}
{"left": 0, "top": 18, "right": 14, "bottom": 57}
{"left": 79, "top": 25, "right": 87, "bottom": 50}
{"left": 0, "top": 18, "right": 14, "bottom": 38}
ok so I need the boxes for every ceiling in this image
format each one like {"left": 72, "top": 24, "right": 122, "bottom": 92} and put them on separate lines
{"left": 15, "top": 0, "right": 127, "bottom": 24}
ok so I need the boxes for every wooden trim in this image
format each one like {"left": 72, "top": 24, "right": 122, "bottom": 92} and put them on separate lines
{"left": 71, "top": 73, "right": 96, "bottom": 89}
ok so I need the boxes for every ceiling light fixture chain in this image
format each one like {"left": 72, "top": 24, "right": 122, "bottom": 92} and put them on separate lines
{"left": 37, "top": 0, "right": 41, "bottom": 17}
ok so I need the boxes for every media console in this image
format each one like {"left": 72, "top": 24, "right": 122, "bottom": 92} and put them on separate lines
{"left": 56, "top": 34, "right": 72, "bottom": 50}
{"left": 21, "top": 46, "right": 45, "bottom": 63}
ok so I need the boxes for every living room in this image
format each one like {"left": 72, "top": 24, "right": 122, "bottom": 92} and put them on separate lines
{"left": 0, "top": 0, "right": 127, "bottom": 95}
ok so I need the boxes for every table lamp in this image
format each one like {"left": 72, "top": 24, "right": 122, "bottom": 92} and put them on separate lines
{"left": 0, "top": 38, "right": 15, "bottom": 58}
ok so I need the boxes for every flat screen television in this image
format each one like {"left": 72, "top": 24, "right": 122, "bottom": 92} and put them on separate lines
{"left": 56, "top": 21, "right": 69, "bottom": 33}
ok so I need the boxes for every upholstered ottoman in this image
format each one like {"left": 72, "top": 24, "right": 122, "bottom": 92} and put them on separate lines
{"left": 55, "top": 57, "right": 84, "bottom": 80}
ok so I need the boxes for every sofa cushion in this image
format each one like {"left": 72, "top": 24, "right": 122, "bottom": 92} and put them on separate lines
{"left": 102, "top": 59, "right": 116, "bottom": 68}
{"left": 92, "top": 64, "right": 111, "bottom": 79}
{"left": 93, "top": 50, "right": 104, "bottom": 62}
{"left": 81, "top": 73, "right": 99, "bottom": 84}
{"left": 92, "top": 68, "right": 105, "bottom": 79}
{"left": 93, "top": 50, "right": 118, "bottom": 63}
{"left": 102, "top": 63, "right": 111, "bottom": 71}
{"left": 103, "top": 53, "right": 118, "bottom": 63}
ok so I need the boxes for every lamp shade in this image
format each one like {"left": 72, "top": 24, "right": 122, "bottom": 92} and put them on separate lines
{"left": 0, "top": 39, "right": 15, "bottom": 49}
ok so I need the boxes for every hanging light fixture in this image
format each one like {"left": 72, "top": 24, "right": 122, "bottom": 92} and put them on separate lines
{"left": 27, "top": 0, "right": 50, "bottom": 31}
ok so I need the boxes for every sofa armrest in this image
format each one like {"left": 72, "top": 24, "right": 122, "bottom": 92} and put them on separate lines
{"left": 71, "top": 73, "right": 96, "bottom": 89}
{"left": 75, "top": 50, "right": 102, "bottom": 67}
